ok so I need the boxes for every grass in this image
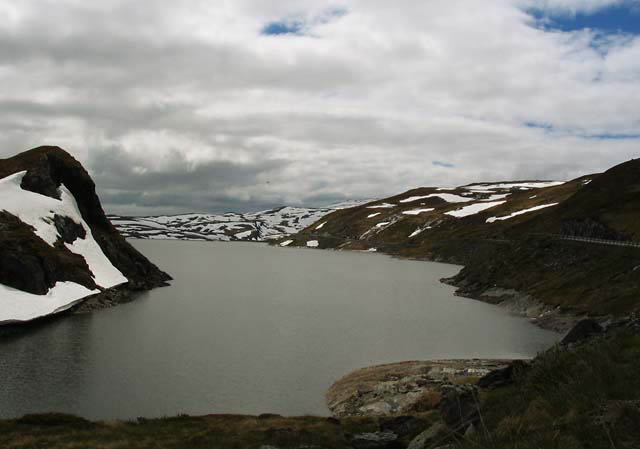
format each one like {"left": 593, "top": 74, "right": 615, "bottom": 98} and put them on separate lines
{"left": 0, "top": 413, "right": 437, "bottom": 449}
{"left": 457, "top": 331, "right": 640, "bottom": 449}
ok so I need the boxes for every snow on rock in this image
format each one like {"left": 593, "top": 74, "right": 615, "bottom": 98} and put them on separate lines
{"left": 234, "top": 230, "right": 253, "bottom": 239}
{"left": 111, "top": 200, "right": 372, "bottom": 242}
{"left": 409, "top": 226, "right": 432, "bottom": 238}
{"left": 280, "top": 239, "right": 294, "bottom": 247}
{"left": 0, "top": 171, "right": 127, "bottom": 288}
{"left": 486, "top": 203, "right": 559, "bottom": 223}
{"left": 316, "top": 222, "right": 327, "bottom": 230}
{"left": 0, "top": 282, "right": 100, "bottom": 324}
{"left": 376, "top": 222, "right": 390, "bottom": 228}
{"left": 366, "top": 203, "right": 396, "bottom": 209}
{"left": 402, "top": 208, "right": 434, "bottom": 215}
{"left": 306, "top": 240, "right": 319, "bottom": 248}
{"left": 445, "top": 201, "right": 507, "bottom": 218}
{"left": 367, "top": 212, "right": 381, "bottom": 218}
{"left": 0, "top": 171, "right": 129, "bottom": 323}
{"left": 482, "top": 193, "right": 511, "bottom": 201}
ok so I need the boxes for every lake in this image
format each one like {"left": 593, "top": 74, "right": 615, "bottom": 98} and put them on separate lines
{"left": 0, "top": 240, "right": 559, "bottom": 419}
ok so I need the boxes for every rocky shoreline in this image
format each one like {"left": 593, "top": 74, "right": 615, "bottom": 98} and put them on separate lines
{"left": 326, "top": 359, "right": 513, "bottom": 418}
{"left": 445, "top": 283, "right": 582, "bottom": 333}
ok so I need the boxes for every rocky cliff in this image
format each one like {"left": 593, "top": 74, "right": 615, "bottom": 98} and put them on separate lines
{"left": 0, "top": 146, "right": 171, "bottom": 324}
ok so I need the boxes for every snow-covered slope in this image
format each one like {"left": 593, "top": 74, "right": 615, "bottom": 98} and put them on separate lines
{"left": 109, "top": 200, "right": 370, "bottom": 242}
{"left": 0, "top": 171, "right": 127, "bottom": 323}
{"left": 0, "top": 146, "right": 171, "bottom": 325}
{"left": 279, "top": 177, "right": 595, "bottom": 251}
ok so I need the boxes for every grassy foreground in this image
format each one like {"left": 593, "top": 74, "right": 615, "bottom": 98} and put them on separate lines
{"left": 459, "top": 330, "right": 640, "bottom": 449}
{"left": 0, "top": 412, "right": 436, "bottom": 449}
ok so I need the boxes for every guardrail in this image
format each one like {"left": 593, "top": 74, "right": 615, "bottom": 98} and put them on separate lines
{"left": 546, "top": 234, "right": 640, "bottom": 248}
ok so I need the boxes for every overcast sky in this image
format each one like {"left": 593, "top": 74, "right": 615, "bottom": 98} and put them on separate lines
{"left": 1, "top": 0, "right": 639, "bottom": 215}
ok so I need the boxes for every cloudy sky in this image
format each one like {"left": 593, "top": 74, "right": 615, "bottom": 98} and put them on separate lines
{"left": 1, "top": 0, "right": 639, "bottom": 214}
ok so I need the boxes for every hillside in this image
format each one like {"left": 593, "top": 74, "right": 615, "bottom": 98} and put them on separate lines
{"left": 109, "top": 200, "right": 367, "bottom": 242}
{"left": 279, "top": 159, "right": 640, "bottom": 321}
{"left": 0, "top": 146, "right": 171, "bottom": 324}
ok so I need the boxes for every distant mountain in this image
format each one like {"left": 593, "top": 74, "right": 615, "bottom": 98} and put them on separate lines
{"left": 0, "top": 146, "right": 171, "bottom": 325}
{"left": 109, "top": 200, "right": 369, "bottom": 242}
{"left": 280, "top": 160, "right": 640, "bottom": 321}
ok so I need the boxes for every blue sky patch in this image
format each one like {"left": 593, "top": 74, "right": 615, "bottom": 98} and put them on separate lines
{"left": 432, "top": 161, "right": 455, "bottom": 168}
{"left": 524, "top": 122, "right": 640, "bottom": 140}
{"left": 584, "top": 133, "right": 640, "bottom": 139}
{"left": 261, "top": 7, "right": 347, "bottom": 36}
{"left": 262, "top": 20, "right": 304, "bottom": 36}
{"left": 528, "top": 3, "right": 640, "bottom": 35}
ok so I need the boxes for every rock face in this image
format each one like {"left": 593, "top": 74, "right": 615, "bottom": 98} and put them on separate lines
{"left": 326, "top": 360, "right": 510, "bottom": 417}
{"left": 348, "top": 432, "right": 400, "bottom": 449}
{"left": 0, "top": 146, "right": 171, "bottom": 323}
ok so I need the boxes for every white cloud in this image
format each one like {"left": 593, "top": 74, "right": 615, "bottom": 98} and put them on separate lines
{"left": 0, "top": 0, "right": 638, "bottom": 214}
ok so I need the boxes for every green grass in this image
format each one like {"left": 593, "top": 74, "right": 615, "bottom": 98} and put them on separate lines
{"left": 457, "top": 331, "right": 640, "bottom": 449}
{"left": 0, "top": 413, "right": 437, "bottom": 449}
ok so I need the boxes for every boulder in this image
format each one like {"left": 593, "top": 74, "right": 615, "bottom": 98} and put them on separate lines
{"left": 561, "top": 319, "right": 603, "bottom": 345}
{"left": 406, "top": 421, "right": 449, "bottom": 449}
{"left": 438, "top": 386, "right": 480, "bottom": 433}
{"left": 349, "top": 431, "right": 400, "bottom": 449}
{"left": 379, "top": 415, "right": 424, "bottom": 439}
{"left": 477, "top": 360, "right": 529, "bottom": 389}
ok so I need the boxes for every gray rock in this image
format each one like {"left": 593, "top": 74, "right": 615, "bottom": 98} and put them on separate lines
{"left": 407, "top": 421, "right": 448, "bottom": 449}
{"left": 438, "top": 386, "right": 480, "bottom": 433}
{"left": 380, "top": 415, "right": 424, "bottom": 439}
{"left": 349, "top": 431, "right": 400, "bottom": 449}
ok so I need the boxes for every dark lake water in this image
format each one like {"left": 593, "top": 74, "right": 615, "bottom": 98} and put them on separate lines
{"left": 0, "top": 240, "right": 559, "bottom": 419}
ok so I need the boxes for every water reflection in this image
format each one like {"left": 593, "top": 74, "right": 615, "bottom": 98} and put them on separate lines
{"left": 0, "top": 313, "right": 93, "bottom": 416}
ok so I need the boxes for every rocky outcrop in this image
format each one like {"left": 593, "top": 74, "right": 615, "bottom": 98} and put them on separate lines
{"left": 561, "top": 319, "right": 604, "bottom": 345}
{"left": 326, "top": 360, "right": 510, "bottom": 417}
{"left": 0, "top": 146, "right": 171, "bottom": 323}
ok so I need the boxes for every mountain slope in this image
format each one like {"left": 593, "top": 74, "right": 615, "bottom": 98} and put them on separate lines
{"left": 280, "top": 160, "right": 640, "bottom": 321}
{"left": 0, "top": 146, "right": 171, "bottom": 324}
{"left": 109, "top": 201, "right": 368, "bottom": 242}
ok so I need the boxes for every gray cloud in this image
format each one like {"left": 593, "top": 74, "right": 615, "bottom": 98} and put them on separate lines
{"left": 0, "top": 0, "right": 638, "bottom": 214}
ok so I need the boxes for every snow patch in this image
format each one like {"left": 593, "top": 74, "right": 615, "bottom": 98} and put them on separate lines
{"left": 402, "top": 193, "right": 474, "bottom": 204}
{"left": 280, "top": 239, "right": 294, "bottom": 247}
{"left": 466, "top": 181, "right": 565, "bottom": 191}
{"left": 409, "top": 226, "right": 432, "bottom": 238}
{"left": 367, "top": 213, "right": 381, "bottom": 218}
{"left": 315, "top": 221, "right": 327, "bottom": 230}
{"left": 445, "top": 201, "right": 506, "bottom": 218}
{"left": 306, "top": 240, "right": 319, "bottom": 248}
{"left": 486, "top": 203, "right": 559, "bottom": 223}
{"left": 0, "top": 282, "right": 100, "bottom": 324}
{"left": 366, "top": 203, "right": 395, "bottom": 209}
{"left": 402, "top": 208, "right": 435, "bottom": 215}
{"left": 0, "top": 171, "right": 127, "bottom": 289}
